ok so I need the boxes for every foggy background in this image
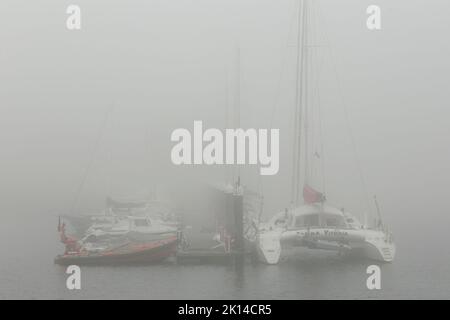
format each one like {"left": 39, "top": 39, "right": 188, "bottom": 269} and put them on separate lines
{"left": 0, "top": 0, "right": 449, "bottom": 299}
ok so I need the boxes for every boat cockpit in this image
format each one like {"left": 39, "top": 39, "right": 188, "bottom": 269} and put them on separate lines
{"left": 293, "top": 212, "right": 346, "bottom": 229}
{"left": 283, "top": 204, "right": 362, "bottom": 230}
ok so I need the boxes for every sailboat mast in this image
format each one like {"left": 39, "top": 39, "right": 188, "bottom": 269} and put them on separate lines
{"left": 292, "top": 0, "right": 308, "bottom": 206}
{"left": 303, "top": 0, "right": 310, "bottom": 186}
{"left": 291, "top": 1, "right": 301, "bottom": 205}
{"left": 225, "top": 65, "right": 231, "bottom": 185}
{"left": 234, "top": 46, "right": 241, "bottom": 185}
{"left": 235, "top": 47, "right": 241, "bottom": 130}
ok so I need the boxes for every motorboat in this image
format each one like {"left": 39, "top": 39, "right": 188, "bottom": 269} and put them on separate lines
{"left": 55, "top": 215, "right": 178, "bottom": 265}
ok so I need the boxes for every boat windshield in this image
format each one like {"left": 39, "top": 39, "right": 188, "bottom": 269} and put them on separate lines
{"left": 134, "top": 219, "right": 151, "bottom": 227}
{"left": 295, "top": 213, "right": 346, "bottom": 229}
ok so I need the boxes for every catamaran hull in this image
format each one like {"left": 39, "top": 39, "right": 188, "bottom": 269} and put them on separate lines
{"left": 257, "top": 228, "right": 395, "bottom": 264}
{"left": 257, "top": 230, "right": 282, "bottom": 265}
{"left": 361, "top": 240, "right": 396, "bottom": 262}
{"left": 55, "top": 238, "right": 177, "bottom": 266}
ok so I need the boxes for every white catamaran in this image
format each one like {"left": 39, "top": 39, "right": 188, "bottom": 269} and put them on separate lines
{"left": 257, "top": 0, "right": 395, "bottom": 264}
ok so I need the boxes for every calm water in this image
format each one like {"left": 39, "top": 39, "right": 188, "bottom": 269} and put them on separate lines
{"left": 1, "top": 213, "right": 449, "bottom": 300}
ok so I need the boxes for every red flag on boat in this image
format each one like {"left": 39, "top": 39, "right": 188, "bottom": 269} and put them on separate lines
{"left": 303, "top": 184, "right": 325, "bottom": 204}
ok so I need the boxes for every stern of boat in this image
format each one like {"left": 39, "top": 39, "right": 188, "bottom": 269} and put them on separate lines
{"left": 363, "top": 231, "right": 396, "bottom": 262}
{"left": 257, "top": 230, "right": 282, "bottom": 265}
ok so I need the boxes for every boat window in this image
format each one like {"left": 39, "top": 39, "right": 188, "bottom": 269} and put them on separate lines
{"left": 325, "top": 217, "right": 340, "bottom": 227}
{"left": 304, "top": 214, "right": 320, "bottom": 227}
{"left": 294, "top": 216, "right": 303, "bottom": 228}
{"left": 134, "top": 219, "right": 150, "bottom": 227}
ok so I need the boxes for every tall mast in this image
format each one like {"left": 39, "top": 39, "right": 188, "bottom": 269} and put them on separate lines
{"left": 235, "top": 46, "right": 241, "bottom": 130}
{"left": 234, "top": 46, "right": 241, "bottom": 185}
{"left": 292, "top": 0, "right": 308, "bottom": 206}
{"left": 303, "top": 0, "right": 310, "bottom": 186}
{"left": 225, "top": 65, "right": 231, "bottom": 185}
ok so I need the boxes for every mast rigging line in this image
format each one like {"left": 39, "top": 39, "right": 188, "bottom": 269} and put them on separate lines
{"left": 315, "top": 0, "right": 373, "bottom": 217}
{"left": 262, "top": 0, "right": 298, "bottom": 209}
{"left": 70, "top": 106, "right": 113, "bottom": 215}
{"left": 268, "top": 0, "right": 298, "bottom": 131}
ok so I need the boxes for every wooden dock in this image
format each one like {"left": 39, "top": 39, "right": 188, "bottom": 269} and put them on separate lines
{"left": 175, "top": 183, "right": 249, "bottom": 264}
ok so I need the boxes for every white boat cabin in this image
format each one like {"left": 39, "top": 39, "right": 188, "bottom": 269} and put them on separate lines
{"left": 270, "top": 204, "right": 362, "bottom": 230}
